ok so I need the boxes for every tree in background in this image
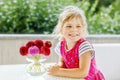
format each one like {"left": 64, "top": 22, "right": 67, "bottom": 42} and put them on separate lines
{"left": 0, "top": 0, "right": 119, "bottom": 34}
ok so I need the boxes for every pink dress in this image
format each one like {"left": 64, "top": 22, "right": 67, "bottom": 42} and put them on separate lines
{"left": 58, "top": 38, "right": 105, "bottom": 80}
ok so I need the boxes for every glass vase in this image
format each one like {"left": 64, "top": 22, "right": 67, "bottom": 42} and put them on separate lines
{"left": 26, "top": 54, "right": 46, "bottom": 76}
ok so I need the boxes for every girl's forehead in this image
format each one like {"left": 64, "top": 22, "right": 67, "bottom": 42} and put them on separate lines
{"left": 64, "top": 17, "right": 83, "bottom": 25}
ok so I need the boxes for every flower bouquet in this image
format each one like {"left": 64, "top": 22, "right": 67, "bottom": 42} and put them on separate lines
{"left": 19, "top": 39, "right": 52, "bottom": 76}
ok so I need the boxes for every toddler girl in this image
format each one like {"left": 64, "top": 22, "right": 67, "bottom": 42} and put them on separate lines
{"left": 48, "top": 6, "right": 105, "bottom": 80}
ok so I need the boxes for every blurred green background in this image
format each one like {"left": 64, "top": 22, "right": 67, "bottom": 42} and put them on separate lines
{"left": 0, "top": 0, "right": 120, "bottom": 34}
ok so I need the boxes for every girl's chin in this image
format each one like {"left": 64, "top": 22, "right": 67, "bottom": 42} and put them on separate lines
{"left": 67, "top": 38, "right": 80, "bottom": 42}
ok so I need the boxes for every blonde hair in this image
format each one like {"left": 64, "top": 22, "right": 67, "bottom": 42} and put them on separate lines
{"left": 53, "top": 6, "right": 88, "bottom": 40}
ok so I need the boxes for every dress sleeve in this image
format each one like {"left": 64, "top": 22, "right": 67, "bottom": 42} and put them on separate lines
{"left": 54, "top": 42, "right": 61, "bottom": 57}
{"left": 79, "top": 41, "right": 95, "bottom": 58}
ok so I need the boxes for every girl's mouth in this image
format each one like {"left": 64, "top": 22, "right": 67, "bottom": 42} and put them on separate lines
{"left": 69, "top": 34, "right": 79, "bottom": 37}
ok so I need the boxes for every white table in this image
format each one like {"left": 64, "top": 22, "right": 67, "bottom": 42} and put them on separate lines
{"left": 0, "top": 64, "right": 83, "bottom": 80}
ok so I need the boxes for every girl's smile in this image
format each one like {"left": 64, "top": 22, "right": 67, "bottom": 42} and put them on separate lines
{"left": 68, "top": 33, "right": 79, "bottom": 37}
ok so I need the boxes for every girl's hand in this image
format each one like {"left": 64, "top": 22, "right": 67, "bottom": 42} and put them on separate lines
{"left": 47, "top": 64, "right": 60, "bottom": 76}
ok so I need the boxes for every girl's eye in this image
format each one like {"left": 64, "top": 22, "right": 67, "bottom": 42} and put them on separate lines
{"left": 66, "top": 26, "right": 72, "bottom": 28}
{"left": 77, "top": 26, "right": 81, "bottom": 28}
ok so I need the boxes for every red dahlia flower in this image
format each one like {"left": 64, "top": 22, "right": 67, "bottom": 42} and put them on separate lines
{"left": 40, "top": 46, "right": 50, "bottom": 56}
{"left": 45, "top": 41, "right": 52, "bottom": 48}
{"left": 26, "top": 41, "right": 35, "bottom": 48}
{"left": 34, "top": 39, "right": 44, "bottom": 48}
{"left": 19, "top": 46, "right": 28, "bottom": 56}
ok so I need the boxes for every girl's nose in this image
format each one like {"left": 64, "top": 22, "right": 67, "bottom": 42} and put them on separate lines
{"left": 72, "top": 26, "right": 77, "bottom": 31}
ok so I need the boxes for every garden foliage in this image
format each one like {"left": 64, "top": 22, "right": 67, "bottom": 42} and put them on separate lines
{"left": 0, "top": 0, "right": 119, "bottom": 34}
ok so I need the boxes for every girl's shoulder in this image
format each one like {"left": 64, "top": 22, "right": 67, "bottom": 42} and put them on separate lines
{"left": 78, "top": 38, "right": 94, "bottom": 47}
{"left": 78, "top": 40, "right": 95, "bottom": 58}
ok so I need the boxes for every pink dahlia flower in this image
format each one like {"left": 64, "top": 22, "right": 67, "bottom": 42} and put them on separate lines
{"left": 28, "top": 46, "right": 39, "bottom": 56}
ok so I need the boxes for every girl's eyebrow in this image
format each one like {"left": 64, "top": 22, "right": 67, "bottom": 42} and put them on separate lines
{"left": 76, "top": 24, "right": 80, "bottom": 25}
{"left": 65, "top": 23, "right": 71, "bottom": 25}
{"left": 77, "top": 23, "right": 82, "bottom": 26}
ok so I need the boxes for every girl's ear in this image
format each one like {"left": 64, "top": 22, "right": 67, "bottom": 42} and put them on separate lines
{"left": 83, "top": 29, "right": 85, "bottom": 32}
{"left": 82, "top": 26, "right": 85, "bottom": 32}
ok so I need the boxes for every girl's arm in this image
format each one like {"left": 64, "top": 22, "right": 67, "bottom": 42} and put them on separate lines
{"left": 48, "top": 50, "right": 92, "bottom": 78}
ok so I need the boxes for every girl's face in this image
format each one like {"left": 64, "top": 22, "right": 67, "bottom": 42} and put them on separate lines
{"left": 61, "top": 17, "right": 84, "bottom": 42}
